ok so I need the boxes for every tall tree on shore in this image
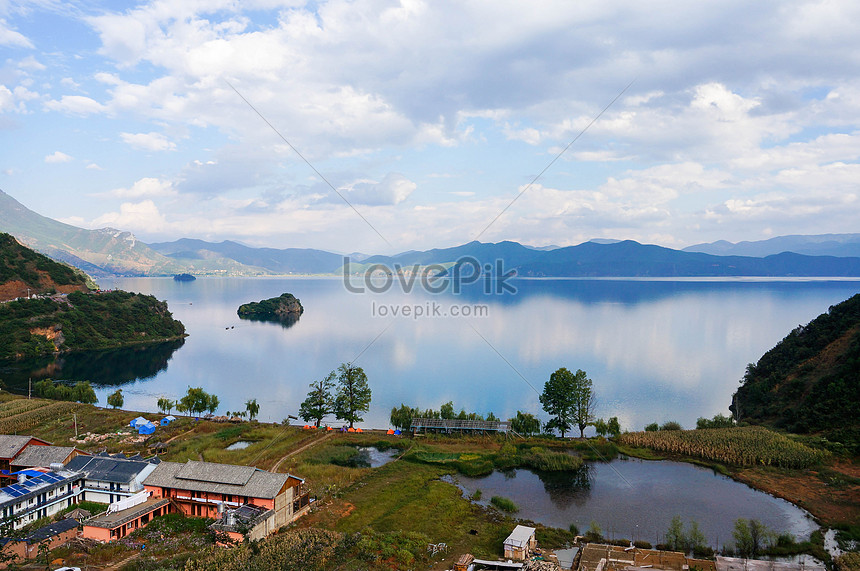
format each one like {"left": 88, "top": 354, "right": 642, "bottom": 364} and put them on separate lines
{"left": 245, "top": 398, "right": 260, "bottom": 421}
{"left": 107, "top": 389, "right": 123, "bottom": 409}
{"left": 301, "top": 372, "right": 336, "bottom": 428}
{"left": 334, "top": 363, "right": 371, "bottom": 429}
{"left": 540, "top": 367, "right": 596, "bottom": 438}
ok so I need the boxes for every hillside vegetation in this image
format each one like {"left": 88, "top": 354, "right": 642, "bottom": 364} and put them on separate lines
{"left": 731, "top": 293, "right": 860, "bottom": 453}
{"left": 0, "top": 232, "right": 91, "bottom": 300}
{"left": 0, "top": 290, "right": 186, "bottom": 359}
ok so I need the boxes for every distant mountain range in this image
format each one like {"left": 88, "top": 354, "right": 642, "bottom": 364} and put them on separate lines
{"left": 353, "top": 239, "right": 860, "bottom": 278}
{"left": 148, "top": 238, "right": 343, "bottom": 275}
{"left": 3, "top": 188, "right": 860, "bottom": 278}
{"left": 685, "top": 234, "right": 860, "bottom": 257}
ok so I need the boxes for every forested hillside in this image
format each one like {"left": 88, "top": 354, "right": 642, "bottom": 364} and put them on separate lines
{"left": 0, "top": 232, "right": 91, "bottom": 300}
{"left": 731, "top": 293, "right": 860, "bottom": 453}
{"left": 0, "top": 290, "right": 186, "bottom": 359}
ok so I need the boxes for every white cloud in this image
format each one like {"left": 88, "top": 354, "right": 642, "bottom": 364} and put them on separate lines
{"left": 120, "top": 131, "right": 176, "bottom": 151}
{"left": 44, "top": 95, "right": 107, "bottom": 116}
{"left": 106, "top": 177, "right": 175, "bottom": 199}
{"left": 86, "top": 163, "right": 104, "bottom": 170}
{"left": 0, "top": 86, "right": 13, "bottom": 112}
{"left": 44, "top": 151, "right": 72, "bottom": 163}
{"left": 0, "top": 19, "right": 33, "bottom": 48}
{"left": 92, "top": 200, "right": 169, "bottom": 232}
{"left": 344, "top": 173, "right": 416, "bottom": 205}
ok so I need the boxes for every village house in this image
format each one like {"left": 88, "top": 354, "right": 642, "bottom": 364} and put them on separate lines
{"left": 81, "top": 491, "right": 172, "bottom": 542}
{"left": 142, "top": 460, "right": 309, "bottom": 541}
{"left": 0, "top": 518, "right": 80, "bottom": 562}
{"left": 64, "top": 455, "right": 159, "bottom": 505}
{"left": 0, "top": 469, "right": 83, "bottom": 531}
{"left": 503, "top": 525, "right": 537, "bottom": 560}
{"left": 10, "top": 445, "right": 87, "bottom": 472}
{"left": 0, "top": 435, "right": 51, "bottom": 481}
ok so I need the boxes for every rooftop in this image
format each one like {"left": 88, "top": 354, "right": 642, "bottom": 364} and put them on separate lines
{"left": 83, "top": 497, "right": 170, "bottom": 529}
{"left": 504, "top": 525, "right": 536, "bottom": 548}
{"left": 23, "top": 518, "right": 79, "bottom": 543}
{"left": 0, "top": 435, "right": 50, "bottom": 459}
{"left": 12, "top": 445, "right": 79, "bottom": 468}
{"left": 65, "top": 455, "right": 156, "bottom": 484}
{"left": 144, "top": 460, "right": 292, "bottom": 499}
{"left": 0, "top": 470, "right": 82, "bottom": 507}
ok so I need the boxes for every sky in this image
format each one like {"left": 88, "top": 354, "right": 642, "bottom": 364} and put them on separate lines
{"left": 1, "top": 0, "right": 859, "bottom": 255}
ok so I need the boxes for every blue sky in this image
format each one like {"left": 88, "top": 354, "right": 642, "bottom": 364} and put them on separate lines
{"left": 1, "top": 0, "right": 859, "bottom": 254}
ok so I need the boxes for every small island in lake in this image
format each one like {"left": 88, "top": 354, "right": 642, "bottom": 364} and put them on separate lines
{"left": 237, "top": 292, "right": 304, "bottom": 327}
{"left": 173, "top": 273, "right": 196, "bottom": 281}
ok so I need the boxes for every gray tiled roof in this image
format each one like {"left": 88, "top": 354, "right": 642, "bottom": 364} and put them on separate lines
{"left": 0, "top": 435, "right": 48, "bottom": 459}
{"left": 144, "top": 461, "right": 289, "bottom": 499}
{"left": 176, "top": 460, "right": 255, "bottom": 485}
{"left": 64, "top": 455, "right": 154, "bottom": 484}
{"left": 11, "top": 446, "right": 78, "bottom": 468}
{"left": 24, "top": 518, "right": 79, "bottom": 543}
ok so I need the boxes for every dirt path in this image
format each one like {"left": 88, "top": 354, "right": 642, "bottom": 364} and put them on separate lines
{"left": 164, "top": 426, "right": 197, "bottom": 444}
{"left": 99, "top": 549, "right": 142, "bottom": 570}
{"left": 270, "top": 431, "right": 334, "bottom": 472}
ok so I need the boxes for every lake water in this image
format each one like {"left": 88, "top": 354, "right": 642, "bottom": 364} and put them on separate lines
{"left": 3, "top": 277, "right": 859, "bottom": 431}
{"left": 446, "top": 458, "right": 818, "bottom": 547}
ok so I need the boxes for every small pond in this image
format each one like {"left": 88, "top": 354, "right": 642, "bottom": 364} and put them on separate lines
{"left": 353, "top": 447, "right": 399, "bottom": 468}
{"left": 446, "top": 458, "right": 818, "bottom": 549}
{"left": 225, "top": 441, "right": 253, "bottom": 450}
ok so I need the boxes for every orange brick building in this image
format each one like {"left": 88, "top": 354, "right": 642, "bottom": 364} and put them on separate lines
{"left": 142, "top": 460, "right": 309, "bottom": 541}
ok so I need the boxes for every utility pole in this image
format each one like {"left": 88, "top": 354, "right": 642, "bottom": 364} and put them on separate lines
{"left": 28, "top": 378, "right": 31, "bottom": 399}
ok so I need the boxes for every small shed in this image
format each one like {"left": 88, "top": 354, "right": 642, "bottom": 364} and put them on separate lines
{"left": 160, "top": 415, "right": 177, "bottom": 426}
{"left": 64, "top": 508, "right": 92, "bottom": 523}
{"left": 503, "top": 525, "right": 536, "bottom": 561}
{"left": 137, "top": 422, "right": 157, "bottom": 435}
{"left": 130, "top": 416, "right": 149, "bottom": 428}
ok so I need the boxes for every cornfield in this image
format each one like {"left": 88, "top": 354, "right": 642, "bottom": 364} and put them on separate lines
{"left": 618, "top": 426, "right": 828, "bottom": 468}
{"left": 0, "top": 400, "right": 80, "bottom": 433}
{"left": 0, "top": 399, "right": 50, "bottom": 419}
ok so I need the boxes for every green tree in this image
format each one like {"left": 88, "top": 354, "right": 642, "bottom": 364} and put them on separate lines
{"left": 245, "top": 398, "right": 259, "bottom": 421}
{"left": 300, "top": 372, "right": 335, "bottom": 428}
{"left": 665, "top": 515, "right": 686, "bottom": 551}
{"left": 207, "top": 394, "right": 219, "bottom": 415}
{"left": 593, "top": 418, "right": 608, "bottom": 437}
{"left": 179, "top": 387, "right": 218, "bottom": 416}
{"left": 645, "top": 422, "right": 659, "bottom": 432}
{"left": 107, "top": 389, "right": 124, "bottom": 409}
{"left": 157, "top": 397, "right": 174, "bottom": 414}
{"left": 510, "top": 411, "right": 541, "bottom": 436}
{"left": 540, "top": 367, "right": 595, "bottom": 438}
{"left": 687, "top": 520, "right": 707, "bottom": 554}
{"left": 389, "top": 403, "right": 417, "bottom": 431}
{"left": 333, "top": 363, "right": 371, "bottom": 429}
{"left": 440, "top": 401, "right": 455, "bottom": 420}
{"left": 607, "top": 416, "right": 622, "bottom": 438}
{"left": 732, "top": 518, "right": 771, "bottom": 558}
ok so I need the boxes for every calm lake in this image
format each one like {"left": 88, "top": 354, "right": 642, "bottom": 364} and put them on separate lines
{"left": 446, "top": 458, "right": 818, "bottom": 547}
{"left": 3, "top": 277, "right": 859, "bottom": 431}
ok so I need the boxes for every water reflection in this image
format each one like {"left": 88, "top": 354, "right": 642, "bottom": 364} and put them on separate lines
{"left": 451, "top": 460, "right": 818, "bottom": 547}
{"left": 237, "top": 313, "right": 301, "bottom": 329}
{"left": 535, "top": 464, "right": 593, "bottom": 509}
{"left": 0, "top": 338, "right": 185, "bottom": 391}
